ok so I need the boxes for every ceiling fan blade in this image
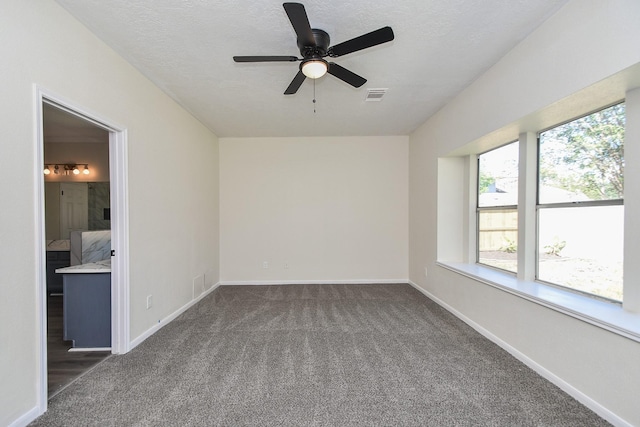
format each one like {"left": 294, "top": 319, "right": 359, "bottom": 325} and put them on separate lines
{"left": 327, "top": 63, "right": 366, "bottom": 88}
{"left": 283, "top": 3, "right": 316, "bottom": 48}
{"left": 328, "top": 26, "right": 394, "bottom": 57}
{"left": 284, "top": 70, "right": 306, "bottom": 95}
{"left": 234, "top": 56, "right": 298, "bottom": 62}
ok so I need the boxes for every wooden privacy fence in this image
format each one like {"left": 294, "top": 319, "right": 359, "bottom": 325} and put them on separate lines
{"left": 478, "top": 209, "right": 518, "bottom": 251}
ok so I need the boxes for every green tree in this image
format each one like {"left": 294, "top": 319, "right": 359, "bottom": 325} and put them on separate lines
{"left": 478, "top": 170, "right": 494, "bottom": 194}
{"left": 539, "top": 103, "right": 625, "bottom": 200}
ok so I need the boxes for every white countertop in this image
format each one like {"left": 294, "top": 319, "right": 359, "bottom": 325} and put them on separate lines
{"left": 56, "top": 258, "right": 111, "bottom": 274}
{"left": 46, "top": 239, "right": 70, "bottom": 251}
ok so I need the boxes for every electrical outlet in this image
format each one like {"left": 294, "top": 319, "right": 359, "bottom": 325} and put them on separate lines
{"left": 284, "top": 262, "right": 289, "bottom": 269}
{"left": 263, "top": 261, "right": 269, "bottom": 269}
{"left": 146, "top": 295, "right": 153, "bottom": 309}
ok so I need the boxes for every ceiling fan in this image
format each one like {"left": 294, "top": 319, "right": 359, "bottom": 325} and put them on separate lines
{"left": 233, "top": 2, "right": 394, "bottom": 95}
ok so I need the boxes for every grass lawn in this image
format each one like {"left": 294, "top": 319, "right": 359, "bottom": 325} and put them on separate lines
{"left": 478, "top": 251, "right": 622, "bottom": 301}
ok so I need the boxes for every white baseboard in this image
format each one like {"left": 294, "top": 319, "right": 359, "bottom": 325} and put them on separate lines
{"left": 220, "top": 279, "right": 408, "bottom": 286}
{"left": 8, "top": 405, "right": 41, "bottom": 427}
{"left": 129, "top": 282, "right": 220, "bottom": 350}
{"left": 407, "top": 281, "right": 632, "bottom": 427}
{"left": 68, "top": 347, "right": 111, "bottom": 352}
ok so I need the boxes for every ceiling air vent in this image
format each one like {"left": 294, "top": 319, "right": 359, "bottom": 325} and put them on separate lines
{"left": 365, "top": 88, "right": 388, "bottom": 102}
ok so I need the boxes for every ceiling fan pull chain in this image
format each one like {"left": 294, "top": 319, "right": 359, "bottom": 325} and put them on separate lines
{"left": 313, "top": 78, "right": 317, "bottom": 113}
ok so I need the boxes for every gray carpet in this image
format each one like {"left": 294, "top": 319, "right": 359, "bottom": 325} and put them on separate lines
{"left": 32, "top": 284, "right": 609, "bottom": 426}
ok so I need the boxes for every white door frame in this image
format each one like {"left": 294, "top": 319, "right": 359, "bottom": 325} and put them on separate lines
{"left": 34, "top": 86, "right": 130, "bottom": 413}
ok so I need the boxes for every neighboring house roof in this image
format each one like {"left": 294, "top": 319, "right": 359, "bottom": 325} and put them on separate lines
{"left": 479, "top": 183, "right": 590, "bottom": 207}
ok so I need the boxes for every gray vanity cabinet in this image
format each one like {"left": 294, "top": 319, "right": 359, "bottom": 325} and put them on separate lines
{"left": 62, "top": 273, "right": 111, "bottom": 348}
{"left": 46, "top": 251, "right": 70, "bottom": 294}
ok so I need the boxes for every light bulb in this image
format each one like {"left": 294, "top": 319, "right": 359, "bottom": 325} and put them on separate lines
{"left": 83, "top": 165, "right": 90, "bottom": 175}
{"left": 301, "top": 60, "right": 328, "bottom": 79}
{"left": 73, "top": 166, "right": 80, "bottom": 175}
{"left": 43, "top": 166, "right": 51, "bottom": 175}
{"left": 54, "top": 165, "right": 59, "bottom": 175}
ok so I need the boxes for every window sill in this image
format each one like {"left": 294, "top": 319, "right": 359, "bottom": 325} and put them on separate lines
{"left": 436, "top": 261, "right": 640, "bottom": 343}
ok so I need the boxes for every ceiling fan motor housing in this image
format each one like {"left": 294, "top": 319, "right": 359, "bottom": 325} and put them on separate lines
{"left": 233, "top": 3, "right": 394, "bottom": 94}
{"left": 299, "top": 29, "right": 330, "bottom": 58}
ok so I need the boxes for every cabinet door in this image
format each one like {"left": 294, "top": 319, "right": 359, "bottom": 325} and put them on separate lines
{"left": 63, "top": 273, "right": 111, "bottom": 348}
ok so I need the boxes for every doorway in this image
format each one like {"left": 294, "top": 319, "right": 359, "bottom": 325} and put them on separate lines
{"left": 43, "top": 103, "right": 111, "bottom": 397}
{"left": 35, "top": 89, "right": 130, "bottom": 412}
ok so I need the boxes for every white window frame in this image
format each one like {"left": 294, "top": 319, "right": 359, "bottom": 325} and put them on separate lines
{"left": 476, "top": 141, "right": 519, "bottom": 274}
{"left": 436, "top": 90, "right": 640, "bottom": 343}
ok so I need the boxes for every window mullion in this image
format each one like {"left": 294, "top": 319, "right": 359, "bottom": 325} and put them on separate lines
{"left": 466, "top": 155, "right": 478, "bottom": 264}
{"left": 517, "top": 132, "right": 537, "bottom": 282}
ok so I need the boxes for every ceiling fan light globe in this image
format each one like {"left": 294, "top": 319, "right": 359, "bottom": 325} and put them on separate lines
{"left": 302, "top": 60, "right": 327, "bottom": 79}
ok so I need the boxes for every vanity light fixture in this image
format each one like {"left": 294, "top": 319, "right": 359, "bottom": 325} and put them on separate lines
{"left": 43, "top": 163, "right": 90, "bottom": 176}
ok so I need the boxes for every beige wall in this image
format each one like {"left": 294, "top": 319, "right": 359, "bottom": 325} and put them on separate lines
{"left": 409, "top": 0, "right": 640, "bottom": 425}
{"left": 4, "top": 0, "right": 640, "bottom": 425}
{"left": 0, "top": 1, "right": 219, "bottom": 425}
{"left": 220, "top": 136, "right": 408, "bottom": 283}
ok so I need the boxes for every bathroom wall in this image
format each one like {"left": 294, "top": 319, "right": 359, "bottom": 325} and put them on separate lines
{"left": 45, "top": 182, "right": 110, "bottom": 240}
{"left": 43, "top": 141, "right": 109, "bottom": 183}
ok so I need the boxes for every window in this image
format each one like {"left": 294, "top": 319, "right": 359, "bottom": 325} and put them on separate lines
{"left": 437, "top": 95, "right": 638, "bottom": 341}
{"left": 473, "top": 104, "right": 626, "bottom": 299}
{"left": 537, "top": 103, "right": 625, "bottom": 301}
{"left": 477, "top": 141, "right": 519, "bottom": 273}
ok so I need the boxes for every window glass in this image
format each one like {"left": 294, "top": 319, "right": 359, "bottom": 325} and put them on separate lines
{"left": 478, "top": 142, "right": 519, "bottom": 207}
{"left": 539, "top": 103, "right": 625, "bottom": 204}
{"left": 537, "top": 103, "right": 625, "bottom": 301}
{"left": 478, "top": 208, "right": 517, "bottom": 273}
{"left": 538, "top": 205, "right": 623, "bottom": 301}
{"left": 477, "top": 141, "right": 518, "bottom": 272}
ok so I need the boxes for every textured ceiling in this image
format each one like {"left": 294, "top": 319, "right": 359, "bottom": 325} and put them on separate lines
{"left": 54, "top": 0, "right": 568, "bottom": 137}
